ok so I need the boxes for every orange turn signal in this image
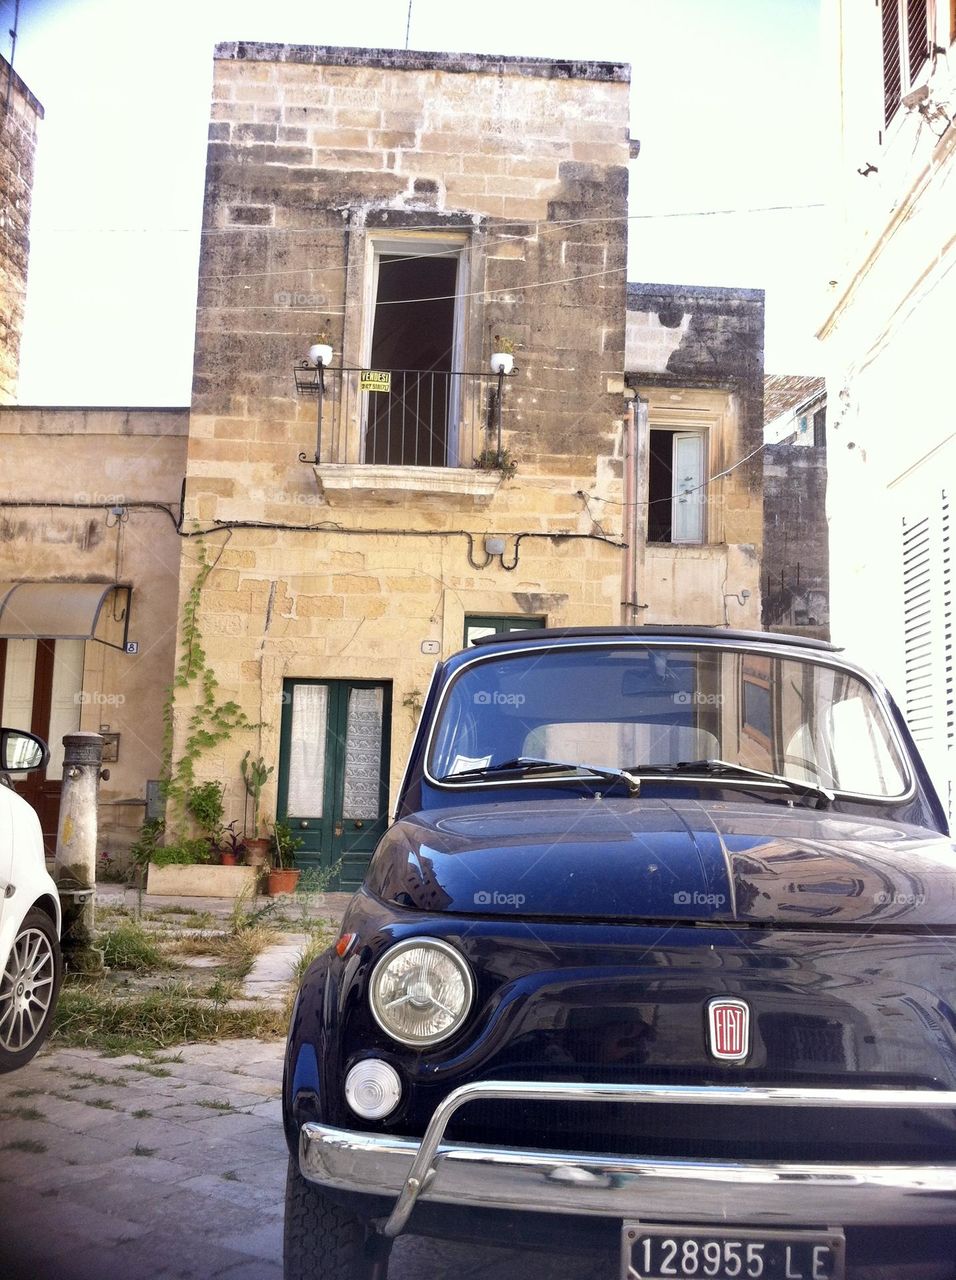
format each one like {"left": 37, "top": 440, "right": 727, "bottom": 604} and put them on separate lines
{"left": 335, "top": 932, "right": 357, "bottom": 958}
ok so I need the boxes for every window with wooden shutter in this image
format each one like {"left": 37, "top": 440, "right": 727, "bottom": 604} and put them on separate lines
{"left": 883, "top": 0, "right": 904, "bottom": 125}
{"left": 907, "top": 0, "right": 931, "bottom": 78}
{"left": 647, "top": 427, "right": 706, "bottom": 545}
{"left": 902, "top": 487, "right": 954, "bottom": 821}
{"left": 881, "top": 0, "right": 933, "bottom": 126}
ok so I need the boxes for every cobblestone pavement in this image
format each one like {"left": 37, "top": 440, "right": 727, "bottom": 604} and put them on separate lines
{"left": 0, "top": 1039, "right": 611, "bottom": 1280}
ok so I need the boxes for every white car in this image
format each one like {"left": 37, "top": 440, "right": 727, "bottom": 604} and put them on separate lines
{"left": 0, "top": 728, "right": 63, "bottom": 1072}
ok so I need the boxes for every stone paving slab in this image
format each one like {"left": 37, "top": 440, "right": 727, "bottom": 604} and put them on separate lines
{"left": 242, "top": 933, "right": 310, "bottom": 1002}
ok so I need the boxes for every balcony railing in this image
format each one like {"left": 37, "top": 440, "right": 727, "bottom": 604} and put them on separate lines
{"left": 294, "top": 365, "right": 512, "bottom": 469}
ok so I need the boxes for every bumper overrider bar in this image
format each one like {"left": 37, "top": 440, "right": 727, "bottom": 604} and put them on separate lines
{"left": 298, "top": 1080, "right": 956, "bottom": 1238}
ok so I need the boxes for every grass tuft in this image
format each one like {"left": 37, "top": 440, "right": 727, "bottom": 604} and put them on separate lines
{"left": 3, "top": 1139, "right": 47, "bottom": 1154}
{"left": 53, "top": 985, "right": 283, "bottom": 1055}
{"left": 73, "top": 1070, "right": 127, "bottom": 1088}
{"left": 1, "top": 1104, "right": 43, "bottom": 1121}
{"left": 100, "top": 921, "right": 166, "bottom": 972}
{"left": 197, "top": 1099, "right": 236, "bottom": 1112}
{"left": 133, "top": 1143, "right": 157, "bottom": 1157}
{"left": 205, "top": 977, "right": 241, "bottom": 1004}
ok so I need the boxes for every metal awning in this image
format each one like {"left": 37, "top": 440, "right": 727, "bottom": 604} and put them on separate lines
{"left": 0, "top": 582, "right": 132, "bottom": 650}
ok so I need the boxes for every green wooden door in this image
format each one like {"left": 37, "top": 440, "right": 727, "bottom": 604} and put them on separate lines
{"left": 277, "top": 679, "right": 392, "bottom": 892}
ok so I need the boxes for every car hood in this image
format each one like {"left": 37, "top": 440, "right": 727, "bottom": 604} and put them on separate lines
{"left": 366, "top": 798, "right": 956, "bottom": 927}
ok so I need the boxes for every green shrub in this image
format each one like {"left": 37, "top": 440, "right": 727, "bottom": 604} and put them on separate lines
{"left": 185, "top": 781, "right": 225, "bottom": 839}
{"left": 149, "top": 838, "right": 212, "bottom": 868}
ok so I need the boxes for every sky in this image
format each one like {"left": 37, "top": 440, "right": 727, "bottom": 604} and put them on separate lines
{"left": 10, "top": 0, "right": 831, "bottom": 405}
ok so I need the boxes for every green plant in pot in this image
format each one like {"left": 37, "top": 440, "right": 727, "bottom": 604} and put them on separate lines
{"left": 267, "top": 821, "right": 304, "bottom": 896}
{"left": 240, "top": 751, "right": 275, "bottom": 868}
{"left": 217, "top": 820, "right": 247, "bottom": 866}
{"left": 185, "top": 780, "right": 247, "bottom": 865}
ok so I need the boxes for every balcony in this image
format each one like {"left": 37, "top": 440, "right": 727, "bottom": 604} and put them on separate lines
{"left": 293, "top": 365, "right": 513, "bottom": 505}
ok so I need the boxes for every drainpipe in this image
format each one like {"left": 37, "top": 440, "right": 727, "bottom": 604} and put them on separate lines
{"left": 621, "top": 396, "right": 647, "bottom": 624}
{"left": 54, "top": 732, "right": 106, "bottom": 975}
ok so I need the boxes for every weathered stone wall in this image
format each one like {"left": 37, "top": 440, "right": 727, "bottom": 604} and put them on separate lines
{"left": 762, "top": 443, "right": 829, "bottom": 640}
{"left": 0, "top": 58, "right": 43, "bottom": 404}
{"left": 179, "top": 44, "right": 633, "bottom": 820}
{"left": 0, "top": 407, "right": 188, "bottom": 851}
{"left": 625, "top": 283, "right": 765, "bottom": 627}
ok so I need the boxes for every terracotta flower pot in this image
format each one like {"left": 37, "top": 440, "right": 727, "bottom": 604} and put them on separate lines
{"left": 267, "top": 868, "right": 301, "bottom": 896}
{"left": 220, "top": 850, "right": 238, "bottom": 866}
{"left": 243, "top": 837, "right": 271, "bottom": 867}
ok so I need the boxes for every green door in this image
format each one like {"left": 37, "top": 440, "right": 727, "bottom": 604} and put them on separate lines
{"left": 277, "top": 679, "right": 392, "bottom": 892}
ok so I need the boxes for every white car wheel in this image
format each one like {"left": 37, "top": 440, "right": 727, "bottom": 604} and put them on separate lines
{"left": 0, "top": 908, "right": 62, "bottom": 1072}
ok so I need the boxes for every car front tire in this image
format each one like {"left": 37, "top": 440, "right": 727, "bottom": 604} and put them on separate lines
{"left": 284, "top": 1154, "right": 377, "bottom": 1280}
{"left": 0, "top": 907, "right": 63, "bottom": 1074}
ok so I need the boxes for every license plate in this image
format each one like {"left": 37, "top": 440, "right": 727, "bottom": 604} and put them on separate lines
{"left": 621, "top": 1223, "right": 845, "bottom": 1280}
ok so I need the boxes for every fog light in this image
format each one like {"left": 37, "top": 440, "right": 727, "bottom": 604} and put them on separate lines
{"left": 345, "top": 1059, "right": 402, "bottom": 1120}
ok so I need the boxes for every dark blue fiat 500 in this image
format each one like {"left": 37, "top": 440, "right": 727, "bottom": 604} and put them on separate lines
{"left": 282, "top": 627, "right": 956, "bottom": 1280}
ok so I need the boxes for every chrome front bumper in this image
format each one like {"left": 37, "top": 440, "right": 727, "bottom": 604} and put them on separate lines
{"left": 298, "top": 1080, "right": 956, "bottom": 1238}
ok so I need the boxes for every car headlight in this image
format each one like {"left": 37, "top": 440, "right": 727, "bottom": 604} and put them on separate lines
{"left": 369, "top": 937, "right": 474, "bottom": 1046}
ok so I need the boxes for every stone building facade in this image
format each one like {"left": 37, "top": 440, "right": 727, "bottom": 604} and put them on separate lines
{"left": 0, "top": 43, "right": 768, "bottom": 883}
{"left": 819, "top": 1, "right": 955, "bottom": 821}
{"left": 0, "top": 55, "right": 43, "bottom": 404}
{"left": 0, "top": 409, "right": 188, "bottom": 851}
{"left": 624, "top": 283, "right": 764, "bottom": 629}
{"left": 174, "top": 44, "right": 634, "bottom": 887}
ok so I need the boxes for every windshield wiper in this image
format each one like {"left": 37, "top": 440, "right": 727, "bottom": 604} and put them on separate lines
{"left": 629, "top": 758, "right": 833, "bottom": 809}
{"left": 441, "top": 756, "right": 641, "bottom": 795}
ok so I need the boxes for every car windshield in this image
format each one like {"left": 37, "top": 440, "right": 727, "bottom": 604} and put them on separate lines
{"left": 428, "top": 644, "right": 909, "bottom": 800}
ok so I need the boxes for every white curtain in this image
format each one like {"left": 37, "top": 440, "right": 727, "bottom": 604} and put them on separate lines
{"left": 287, "top": 684, "right": 328, "bottom": 817}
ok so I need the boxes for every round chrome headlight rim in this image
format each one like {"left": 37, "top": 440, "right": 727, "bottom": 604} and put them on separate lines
{"left": 368, "top": 936, "right": 475, "bottom": 1047}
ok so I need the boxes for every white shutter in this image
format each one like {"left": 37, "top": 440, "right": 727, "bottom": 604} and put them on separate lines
{"left": 902, "top": 488, "right": 955, "bottom": 824}
{"left": 672, "top": 432, "right": 705, "bottom": 544}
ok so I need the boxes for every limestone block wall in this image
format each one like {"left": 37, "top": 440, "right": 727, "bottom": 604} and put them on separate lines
{"left": 762, "top": 443, "right": 829, "bottom": 640}
{"left": 177, "top": 45, "right": 634, "bottom": 820}
{"left": 0, "top": 58, "right": 43, "bottom": 404}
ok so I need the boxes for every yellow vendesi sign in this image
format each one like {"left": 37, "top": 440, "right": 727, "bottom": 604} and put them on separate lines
{"left": 360, "top": 370, "right": 391, "bottom": 393}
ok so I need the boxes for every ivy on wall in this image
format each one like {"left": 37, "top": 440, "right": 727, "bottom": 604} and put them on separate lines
{"left": 161, "top": 541, "right": 255, "bottom": 835}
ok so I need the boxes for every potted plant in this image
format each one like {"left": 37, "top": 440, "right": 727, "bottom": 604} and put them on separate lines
{"left": 267, "top": 820, "right": 303, "bottom": 896}
{"left": 217, "top": 820, "right": 246, "bottom": 867}
{"left": 490, "top": 334, "right": 516, "bottom": 375}
{"left": 241, "top": 751, "right": 274, "bottom": 867}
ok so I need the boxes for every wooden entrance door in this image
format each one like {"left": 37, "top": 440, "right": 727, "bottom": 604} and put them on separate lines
{"left": 0, "top": 638, "right": 85, "bottom": 848}
{"left": 277, "top": 679, "right": 392, "bottom": 893}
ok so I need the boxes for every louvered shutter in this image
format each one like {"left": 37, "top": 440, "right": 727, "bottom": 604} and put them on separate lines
{"left": 902, "top": 488, "right": 955, "bottom": 824}
{"left": 882, "top": 0, "right": 904, "bottom": 125}
{"left": 906, "top": 0, "right": 930, "bottom": 82}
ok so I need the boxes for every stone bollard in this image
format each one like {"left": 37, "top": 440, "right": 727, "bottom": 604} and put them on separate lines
{"left": 54, "top": 731, "right": 106, "bottom": 975}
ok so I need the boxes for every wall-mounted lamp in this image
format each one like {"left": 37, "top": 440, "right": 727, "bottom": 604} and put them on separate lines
{"left": 308, "top": 341, "right": 333, "bottom": 368}
{"left": 296, "top": 330, "right": 334, "bottom": 464}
